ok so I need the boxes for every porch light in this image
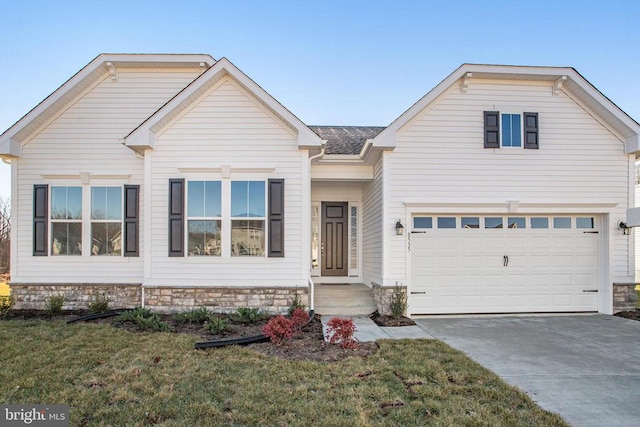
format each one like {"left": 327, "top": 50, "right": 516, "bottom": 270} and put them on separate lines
{"left": 619, "top": 221, "right": 631, "bottom": 235}
{"left": 395, "top": 220, "right": 404, "bottom": 235}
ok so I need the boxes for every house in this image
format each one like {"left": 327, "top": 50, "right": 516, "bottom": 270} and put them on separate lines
{"left": 1, "top": 54, "right": 639, "bottom": 316}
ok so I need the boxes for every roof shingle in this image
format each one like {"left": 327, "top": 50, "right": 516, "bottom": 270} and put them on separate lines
{"left": 308, "top": 126, "right": 385, "bottom": 155}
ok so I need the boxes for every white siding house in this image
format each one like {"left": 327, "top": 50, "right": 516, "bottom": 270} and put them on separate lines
{"left": 1, "top": 56, "right": 638, "bottom": 315}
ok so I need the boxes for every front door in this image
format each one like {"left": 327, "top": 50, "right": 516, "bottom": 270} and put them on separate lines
{"left": 321, "top": 202, "right": 348, "bottom": 276}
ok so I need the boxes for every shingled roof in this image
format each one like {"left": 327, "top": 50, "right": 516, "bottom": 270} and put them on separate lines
{"left": 308, "top": 126, "right": 385, "bottom": 155}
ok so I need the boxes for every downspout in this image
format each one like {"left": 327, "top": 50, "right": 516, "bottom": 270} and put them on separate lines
{"left": 307, "top": 144, "right": 325, "bottom": 311}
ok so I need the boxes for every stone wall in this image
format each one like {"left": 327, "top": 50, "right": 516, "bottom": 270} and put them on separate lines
{"left": 144, "top": 286, "right": 309, "bottom": 314}
{"left": 9, "top": 283, "right": 142, "bottom": 310}
{"left": 613, "top": 283, "right": 638, "bottom": 313}
{"left": 8, "top": 283, "right": 309, "bottom": 314}
{"left": 371, "top": 283, "right": 407, "bottom": 316}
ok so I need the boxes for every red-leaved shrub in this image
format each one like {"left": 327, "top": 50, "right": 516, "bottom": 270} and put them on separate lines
{"left": 262, "top": 315, "right": 295, "bottom": 345}
{"left": 291, "top": 308, "right": 310, "bottom": 333}
{"left": 325, "top": 317, "right": 359, "bottom": 349}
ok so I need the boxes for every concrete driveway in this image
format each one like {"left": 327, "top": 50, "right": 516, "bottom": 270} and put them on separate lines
{"left": 414, "top": 315, "right": 640, "bottom": 427}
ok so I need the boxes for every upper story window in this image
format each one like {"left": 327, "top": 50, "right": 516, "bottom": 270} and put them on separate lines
{"left": 484, "top": 111, "right": 539, "bottom": 149}
{"left": 187, "top": 181, "right": 222, "bottom": 256}
{"left": 51, "top": 186, "right": 83, "bottom": 255}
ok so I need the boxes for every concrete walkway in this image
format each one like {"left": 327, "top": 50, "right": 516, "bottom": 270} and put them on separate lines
{"left": 414, "top": 315, "right": 640, "bottom": 427}
{"left": 321, "top": 315, "right": 433, "bottom": 341}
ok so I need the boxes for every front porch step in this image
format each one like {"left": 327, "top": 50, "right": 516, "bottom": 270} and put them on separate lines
{"left": 313, "top": 283, "right": 377, "bottom": 316}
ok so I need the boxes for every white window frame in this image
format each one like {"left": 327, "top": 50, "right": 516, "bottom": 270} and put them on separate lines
{"left": 500, "top": 112, "right": 524, "bottom": 148}
{"left": 50, "top": 186, "right": 83, "bottom": 256}
{"left": 185, "top": 180, "right": 222, "bottom": 257}
{"left": 230, "top": 180, "right": 267, "bottom": 258}
{"left": 90, "top": 186, "right": 123, "bottom": 256}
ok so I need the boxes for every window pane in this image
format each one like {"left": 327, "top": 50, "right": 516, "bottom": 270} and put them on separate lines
{"left": 106, "top": 187, "right": 122, "bottom": 220}
{"left": 91, "top": 223, "right": 122, "bottom": 256}
{"left": 231, "top": 181, "right": 265, "bottom": 217}
{"left": 508, "top": 217, "right": 526, "bottom": 229}
{"left": 413, "top": 217, "right": 432, "bottom": 229}
{"left": 501, "top": 114, "right": 521, "bottom": 147}
{"left": 413, "top": 216, "right": 433, "bottom": 228}
{"left": 531, "top": 217, "right": 549, "bottom": 229}
{"left": 52, "top": 186, "right": 82, "bottom": 220}
{"left": 204, "top": 181, "right": 222, "bottom": 217}
{"left": 485, "top": 217, "right": 503, "bottom": 229}
{"left": 188, "top": 181, "right": 205, "bottom": 217}
{"left": 437, "top": 217, "right": 456, "bottom": 229}
{"left": 576, "top": 217, "right": 595, "bottom": 229}
{"left": 188, "top": 220, "right": 221, "bottom": 256}
{"left": 92, "top": 187, "right": 122, "bottom": 220}
{"left": 231, "top": 220, "right": 265, "bottom": 256}
{"left": 51, "top": 222, "right": 82, "bottom": 255}
{"left": 553, "top": 217, "right": 571, "bottom": 229}
{"left": 461, "top": 217, "right": 479, "bottom": 229}
{"left": 502, "top": 114, "right": 512, "bottom": 147}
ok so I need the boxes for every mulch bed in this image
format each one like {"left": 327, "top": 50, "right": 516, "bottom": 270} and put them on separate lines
{"left": 370, "top": 311, "right": 416, "bottom": 327}
{"left": 614, "top": 310, "right": 640, "bottom": 321}
{"left": 2, "top": 309, "right": 378, "bottom": 362}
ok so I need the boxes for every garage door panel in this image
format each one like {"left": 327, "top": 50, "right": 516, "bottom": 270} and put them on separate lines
{"left": 410, "top": 215, "right": 599, "bottom": 314}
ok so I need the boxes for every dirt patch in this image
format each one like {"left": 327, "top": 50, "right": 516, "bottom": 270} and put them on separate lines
{"left": 614, "top": 310, "right": 640, "bottom": 321}
{"left": 3, "top": 310, "right": 378, "bottom": 362}
{"left": 370, "top": 311, "right": 416, "bottom": 327}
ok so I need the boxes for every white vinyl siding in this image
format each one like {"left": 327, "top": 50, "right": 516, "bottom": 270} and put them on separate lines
{"left": 13, "top": 68, "right": 203, "bottom": 282}
{"left": 148, "top": 77, "right": 306, "bottom": 287}
{"left": 362, "top": 155, "right": 384, "bottom": 286}
{"left": 386, "top": 79, "right": 632, "bottom": 289}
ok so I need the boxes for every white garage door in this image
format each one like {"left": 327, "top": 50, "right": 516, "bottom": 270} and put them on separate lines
{"left": 410, "top": 215, "right": 600, "bottom": 314}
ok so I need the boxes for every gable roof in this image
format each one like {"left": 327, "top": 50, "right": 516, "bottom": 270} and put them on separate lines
{"left": 0, "top": 53, "right": 216, "bottom": 158}
{"left": 372, "top": 64, "right": 640, "bottom": 154}
{"left": 124, "top": 57, "right": 324, "bottom": 151}
{"left": 308, "top": 126, "right": 385, "bottom": 155}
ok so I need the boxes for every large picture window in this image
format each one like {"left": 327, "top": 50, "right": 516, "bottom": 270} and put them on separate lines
{"left": 51, "top": 186, "right": 83, "bottom": 255}
{"left": 231, "top": 181, "right": 265, "bottom": 256}
{"left": 91, "top": 187, "right": 122, "bottom": 256}
{"left": 187, "top": 181, "right": 222, "bottom": 256}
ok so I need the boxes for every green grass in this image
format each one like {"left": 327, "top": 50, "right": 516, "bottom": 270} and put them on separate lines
{"left": 0, "top": 320, "right": 568, "bottom": 426}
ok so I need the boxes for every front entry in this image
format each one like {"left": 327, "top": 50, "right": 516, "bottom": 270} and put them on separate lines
{"left": 321, "top": 202, "right": 348, "bottom": 276}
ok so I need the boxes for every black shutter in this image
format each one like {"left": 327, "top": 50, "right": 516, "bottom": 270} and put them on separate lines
{"left": 33, "top": 184, "right": 48, "bottom": 256}
{"left": 123, "top": 185, "right": 139, "bottom": 257}
{"left": 168, "top": 179, "right": 184, "bottom": 257}
{"left": 524, "top": 112, "right": 539, "bottom": 149}
{"left": 268, "top": 179, "right": 284, "bottom": 258}
{"left": 484, "top": 111, "right": 500, "bottom": 148}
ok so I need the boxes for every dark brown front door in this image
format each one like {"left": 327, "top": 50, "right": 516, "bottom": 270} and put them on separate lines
{"left": 321, "top": 202, "right": 348, "bottom": 276}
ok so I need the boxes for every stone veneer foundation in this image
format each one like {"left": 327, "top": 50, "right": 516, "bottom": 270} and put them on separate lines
{"left": 8, "top": 283, "right": 309, "bottom": 314}
{"left": 613, "top": 283, "right": 638, "bottom": 312}
{"left": 371, "top": 283, "right": 406, "bottom": 316}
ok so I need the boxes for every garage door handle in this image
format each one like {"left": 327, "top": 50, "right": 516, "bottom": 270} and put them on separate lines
{"left": 582, "top": 290, "right": 598, "bottom": 293}
{"left": 583, "top": 231, "right": 599, "bottom": 234}
{"left": 411, "top": 291, "right": 426, "bottom": 295}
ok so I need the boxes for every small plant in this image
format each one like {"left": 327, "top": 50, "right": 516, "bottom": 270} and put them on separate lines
{"left": 88, "top": 293, "right": 111, "bottom": 314}
{"left": 173, "top": 307, "right": 211, "bottom": 324}
{"left": 204, "top": 317, "right": 231, "bottom": 335}
{"left": 0, "top": 295, "right": 13, "bottom": 317}
{"left": 389, "top": 284, "right": 407, "bottom": 319}
{"left": 232, "top": 307, "right": 266, "bottom": 324}
{"left": 325, "top": 317, "right": 359, "bottom": 349}
{"left": 290, "top": 307, "right": 310, "bottom": 334}
{"left": 262, "top": 315, "right": 296, "bottom": 345}
{"left": 46, "top": 295, "right": 66, "bottom": 315}
{"left": 116, "top": 307, "right": 172, "bottom": 332}
{"left": 287, "top": 292, "right": 306, "bottom": 318}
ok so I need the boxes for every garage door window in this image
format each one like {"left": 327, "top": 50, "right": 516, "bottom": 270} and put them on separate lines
{"left": 553, "top": 217, "right": 571, "bottom": 229}
{"left": 437, "top": 217, "right": 456, "bottom": 229}
{"left": 576, "top": 217, "right": 595, "bottom": 229}
{"left": 485, "top": 217, "right": 503, "bottom": 229}
{"left": 461, "top": 217, "right": 480, "bottom": 229}
{"left": 508, "top": 217, "right": 526, "bottom": 229}
{"left": 530, "top": 217, "right": 549, "bottom": 228}
{"left": 413, "top": 217, "right": 432, "bottom": 229}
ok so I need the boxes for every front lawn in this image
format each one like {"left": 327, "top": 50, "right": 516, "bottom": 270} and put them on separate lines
{"left": 0, "top": 320, "right": 567, "bottom": 426}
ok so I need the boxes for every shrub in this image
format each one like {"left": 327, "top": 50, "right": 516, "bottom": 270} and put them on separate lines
{"left": 46, "top": 295, "right": 65, "bottom": 316}
{"left": 287, "top": 293, "right": 306, "bottom": 318}
{"left": 0, "top": 295, "right": 13, "bottom": 317}
{"left": 290, "top": 308, "right": 310, "bottom": 333}
{"left": 325, "top": 317, "right": 359, "bottom": 349}
{"left": 262, "top": 315, "right": 296, "bottom": 345}
{"left": 232, "top": 307, "right": 266, "bottom": 324}
{"left": 88, "top": 293, "right": 111, "bottom": 314}
{"left": 204, "top": 317, "right": 231, "bottom": 335}
{"left": 173, "top": 307, "right": 211, "bottom": 324}
{"left": 116, "top": 308, "right": 172, "bottom": 332}
{"left": 389, "top": 284, "right": 407, "bottom": 319}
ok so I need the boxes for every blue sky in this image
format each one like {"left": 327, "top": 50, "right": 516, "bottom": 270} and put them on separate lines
{"left": 1, "top": 0, "right": 639, "bottom": 200}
